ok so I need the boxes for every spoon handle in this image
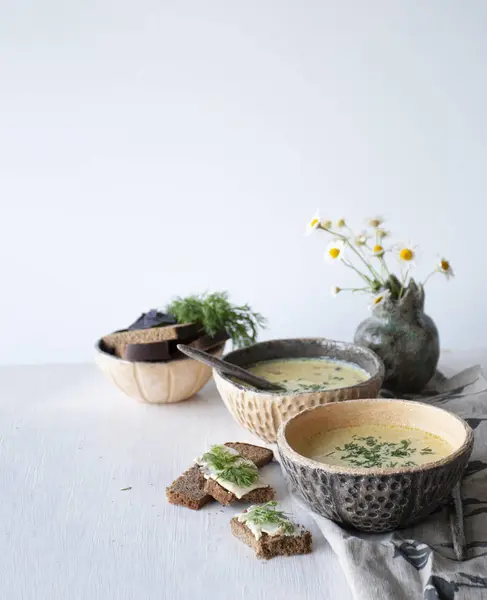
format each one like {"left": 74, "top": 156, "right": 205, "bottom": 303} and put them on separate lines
{"left": 177, "top": 344, "right": 284, "bottom": 392}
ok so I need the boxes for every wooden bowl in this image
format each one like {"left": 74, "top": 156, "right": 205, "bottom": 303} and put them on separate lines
{"left": 277, "top": 399, "right": 473, "bottom": 532}
{"left": 213, "top": 338, "right": 384, "bottom": 443}
{"left": 94, "top": 339, "right": 225, "bottom": 404}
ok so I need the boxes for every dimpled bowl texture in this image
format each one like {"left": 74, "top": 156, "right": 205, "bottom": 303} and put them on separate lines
{"left": 277, "top": 399, "right": 473, "bottom": 532}
{"left": 95, "top": 339, "right": 225, "bottom": 404}
{"left": 213, "top": 338, "right": 384, "bottom": 443}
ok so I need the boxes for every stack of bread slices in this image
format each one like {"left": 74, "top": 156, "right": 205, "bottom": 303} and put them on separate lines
{"left": 101, "top": 310, "right": 228, "bottom": 362}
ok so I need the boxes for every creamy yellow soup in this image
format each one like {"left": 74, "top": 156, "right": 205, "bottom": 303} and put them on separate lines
{"left": 304, "top": 425, "right": 453, "bottom": 469}
{"left": 248, "top": 358, "right": 369, "bottom": 392}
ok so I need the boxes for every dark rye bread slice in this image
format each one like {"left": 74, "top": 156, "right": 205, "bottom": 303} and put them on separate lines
{"left": 103, "top": 323, "right": 201, "bottom": 359}
{"left": 125, "top": 331, "right": 229, "bottom": 363}
{"left": 166, "top": 443, "right": 273, "bottom": 510}
{"left": 204, "top": 478, "right": 275, "bottom": 506}
{"left": 230, "top": 518, "right": 312, "bottom": 560}
{"left": 165, "top": 465, "right": 210, "bottom": 511}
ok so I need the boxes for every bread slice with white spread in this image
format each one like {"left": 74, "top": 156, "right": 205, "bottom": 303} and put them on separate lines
{"left": 231, "top": 502, "right": 312, "bottom": 559}
{"left": 195, "top": 445, "right": 275, "bottom": 506}
{"left": 166, "top": 443, "right": 273, "bottom": 510}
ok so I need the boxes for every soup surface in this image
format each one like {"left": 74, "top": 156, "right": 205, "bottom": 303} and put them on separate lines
{"left": 248, "top": 358, "right": 369, "bottom": 392}
{"left": 304, "top": 424, "right": 453, "bottom": 469}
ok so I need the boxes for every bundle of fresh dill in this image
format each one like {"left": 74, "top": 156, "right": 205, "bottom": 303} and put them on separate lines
{"left": 167, "top": 291, "right": 266, "bottom": 348}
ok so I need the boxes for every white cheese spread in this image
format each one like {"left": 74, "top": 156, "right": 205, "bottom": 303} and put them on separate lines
{"left": 195, "top": 448, "right": 267, "bottom": 499}
{"left": 236, "top": 504, "right": 298, "bottom": 540}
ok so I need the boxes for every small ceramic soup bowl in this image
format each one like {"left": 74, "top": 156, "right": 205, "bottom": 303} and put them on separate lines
{"left": 213, "top": 338, "right": 384, "bottom": 443}
{"left": 277, "top": 399, "right": 473, "bottom": 532}
{"left": 95, "top": 339, "right": 225, "bottom": 404}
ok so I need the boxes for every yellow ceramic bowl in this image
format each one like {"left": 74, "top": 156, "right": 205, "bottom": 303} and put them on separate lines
{"left": 214, "top": 338, "right": 384, "bottom": 443}
{"left": 95, "top": 339, "right": 225, "bottom": 404}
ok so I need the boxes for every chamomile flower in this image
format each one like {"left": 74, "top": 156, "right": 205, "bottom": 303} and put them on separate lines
{"left": 438, "top": 258, "right": 454, "bottom": 280}
{"left": 337, "top": 218, "right": 346, "bottom": 228}
{"left": 368, "top": 216, "right": 384, "bottom": 229}
{"left": 331, "top": 286, "right": 342, "bottom": 296}
{"left": 376, "top": 229, "right": 389, "bottom": 240}
{"left": 321, "top": 219, "right": 333, "bottom": 229}
{"left": 370, "top": 290, "right": 390, "bottom": 309}
{"left": 305, "top": 210, "right": 321, "bottom": 236}
{"left": 372, "top": 244, "right": 385, "bottom": 257}
{"left": 355, "top": 233, "right": 369, "bottom": 246}
{"left": 396, "top": 243, "right": 418, "bottom": 265}
{"left": 325, "top": 240, "right": 345, "bottom": 262}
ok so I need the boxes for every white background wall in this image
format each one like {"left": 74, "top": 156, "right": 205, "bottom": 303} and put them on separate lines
{"left": 1, "top": 1, "right": 486, "bottom": 365}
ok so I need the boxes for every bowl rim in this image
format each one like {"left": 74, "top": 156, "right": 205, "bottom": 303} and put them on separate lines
{"left": 216, "top": 337, "right": 385, "bottom": 396}
{"left": 277, "top": 398, "right": 474, "bottom": 475}
{"left": 94, "top": 337, "right": 225, "bottom": 366}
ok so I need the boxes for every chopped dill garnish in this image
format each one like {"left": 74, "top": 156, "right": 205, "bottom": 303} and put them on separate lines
{"left": 330, "top": 435, "right": 436, "bottom": 469}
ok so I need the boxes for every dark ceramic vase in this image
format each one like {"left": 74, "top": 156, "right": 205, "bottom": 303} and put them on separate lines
{"left": 354, "top": 280, "right": 439, "bottom": 394}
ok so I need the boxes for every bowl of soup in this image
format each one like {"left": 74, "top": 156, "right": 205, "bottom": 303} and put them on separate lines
{"left": 213, "top": 338, "right": 384, "bottom": 442}
{"left": 277, "top": 399, "right": 473, "bottom": 532}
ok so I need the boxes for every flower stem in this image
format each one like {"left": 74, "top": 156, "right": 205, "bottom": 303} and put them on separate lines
{"left": 423, "top": 270, "right": 438, "bottom": 286}
{"left": 337, "top": 287, "right": 370, "bottom": 293}
{"left": 341, "top": 260, "right": 373, "bottom": 285}
{"left": 380, "top": 256, "right": 391, "bottom": 278}
{"left": 325, "top": 228, "right": 385, "bottom": 284}
{"left": 398, "top": 268, "right": 410, "bottom": 299}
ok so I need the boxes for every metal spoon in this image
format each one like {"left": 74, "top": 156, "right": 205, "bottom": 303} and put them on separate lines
{"left": 177, "top": 344, "right": 285, "bottom": 392}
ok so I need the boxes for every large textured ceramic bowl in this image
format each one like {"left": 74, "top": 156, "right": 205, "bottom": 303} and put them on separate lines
{"left": 277, "top": 399, "right": 473, "bottom": 532}
{"left": 95, "top": 339, "right": 224, "bottom": 404}
{"left": 213, "top": 338, "right": 384, "bottom": 443}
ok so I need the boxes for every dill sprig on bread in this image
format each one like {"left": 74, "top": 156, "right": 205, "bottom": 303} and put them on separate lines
{"left": 167, "top": 291, "right": 266, "bottom": 348}
{"left": 231, "top": 502, "right": 312, "bottom": 559}
{"left": 201, "top": 445, "right": 260, "bottom": 488}
{"left": 201, "top": 445, "right": 240, "bottom": 471}
{"left": 241, "top": 502, "right": 294, "bottom": 534}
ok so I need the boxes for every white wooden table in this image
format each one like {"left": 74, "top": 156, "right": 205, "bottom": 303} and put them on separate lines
{"left": 1, "top": 363, "right": 352, "bottom": 600}
{"left": 2, "top": 351, "right": 483, "bottom": 600}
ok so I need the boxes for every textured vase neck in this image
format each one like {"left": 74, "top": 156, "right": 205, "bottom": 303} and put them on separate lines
{"left": 374, "top": 280, "right": 425, "bottom": 318}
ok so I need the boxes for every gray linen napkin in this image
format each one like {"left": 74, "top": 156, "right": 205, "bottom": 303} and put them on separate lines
{"left": 288, "top": 367, "right": 487, "bottom": 600}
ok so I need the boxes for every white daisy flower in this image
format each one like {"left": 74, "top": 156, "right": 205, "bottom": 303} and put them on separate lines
{"left": 370, "top": 290, "right": 390, "bottom": 309}
{"left": 396, "top": 243, "right": 418, "bottom": 265}
{"left": 438, "top": 258, "right": 454, "bottom": 280}
{"left": 367, "top": 216, "right": 384, "bottom": 228}
{"left": 372, "top": 244, "right": 385, "bottom": 257}
{"left": 305, "top": 210, "right": 321, "bottom": 236}
{"left": 325, "top": 240, "right": 345, "bottom": 262}
{"left": 355, "top": 231, "right": 369, "bottom": 246}
{"left": 376, "top": 228, "right": 389, "bottom": 240}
